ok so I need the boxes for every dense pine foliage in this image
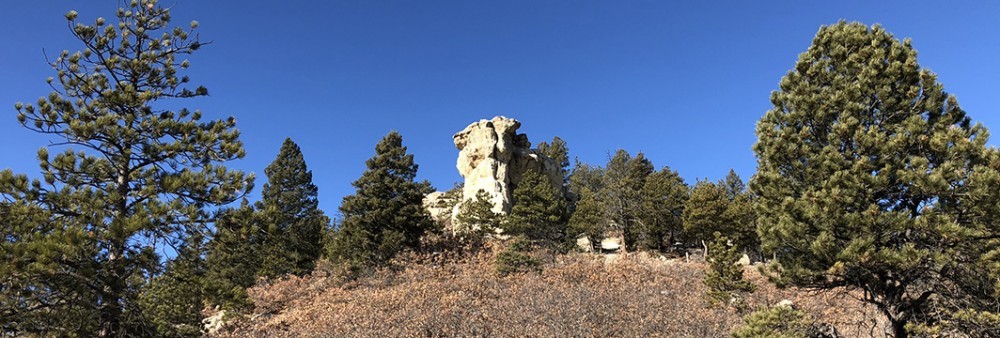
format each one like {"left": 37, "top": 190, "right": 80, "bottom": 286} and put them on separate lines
{"left": 0, "top": 1, "right": 251, "bottom": 335}
{"left": 752, "top": 21, "right": 1000, "bottom": 337}
{"left": 256, "top": 138, "right": 328, "bottom": 278}
{"left": 326, "top": 131, "right": 434, "bottom": 271}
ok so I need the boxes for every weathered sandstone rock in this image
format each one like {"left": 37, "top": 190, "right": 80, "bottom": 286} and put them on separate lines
{"left": 429, "top": 116, "right": 563, "bottom": 232}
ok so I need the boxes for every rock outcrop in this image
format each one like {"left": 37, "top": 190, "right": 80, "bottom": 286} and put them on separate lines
{"left": 433, "top": 116, "right": 562, "bottom": 232}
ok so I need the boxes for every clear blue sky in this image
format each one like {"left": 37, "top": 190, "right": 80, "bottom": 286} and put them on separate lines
{"left": 2, "top": 1, "right": 998, "bottom": 217}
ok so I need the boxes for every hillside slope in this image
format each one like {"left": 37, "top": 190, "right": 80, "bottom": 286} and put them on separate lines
{"left": 214, "top": 249, "right": 889, "bottom": 337}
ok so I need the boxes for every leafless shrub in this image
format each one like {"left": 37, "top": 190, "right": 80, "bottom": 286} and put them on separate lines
{"left": 214, "top": 249, "right": 888, "bottom": 337}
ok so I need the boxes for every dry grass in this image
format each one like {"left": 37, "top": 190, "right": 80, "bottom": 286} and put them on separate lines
{"left": 213, "top": 245, "right": 890, "bottom": 337}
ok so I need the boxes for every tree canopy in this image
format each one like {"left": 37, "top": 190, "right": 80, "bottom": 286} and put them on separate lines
{"left": 1, "top": 1, "right": 251, "bottom": 335}
{"left": 326, "top": 131, "right": 434, "bottom": 271}
{"left": 752, "top": 21, "right": 999, "bottom": 337}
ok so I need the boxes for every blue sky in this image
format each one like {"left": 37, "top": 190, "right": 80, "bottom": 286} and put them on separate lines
{"left": 2, "top": 1, "right": 998, "bottom": 216}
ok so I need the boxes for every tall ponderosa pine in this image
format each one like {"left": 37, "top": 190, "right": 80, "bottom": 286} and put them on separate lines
{"left": 603, "top": 150, "right": 654, "bottom": 251}
{"left": 752, "top": 22, "right": 999, "bottom": 337}
{"left": 566, "top": 160, "right": 607, "bottom": 249}
{"left": 327, "top": 131, "right": 434, "bottom": 270}
{"left": 682, "top": 180, "right": 731, "bottom": 245}
{"left": 256, "top": 138, "right": 327, "bottom": 278}
{"left": 505, "top": 169, "right": 567, "bottom": 244}
{"left": 637, "top": 167, "right": 687, "bottom": 251}
{"left": 682, "top": 171, "right": 756, "bottom": 254}
{"left": 0, "top": 1, "right": 251, "bottom": 336}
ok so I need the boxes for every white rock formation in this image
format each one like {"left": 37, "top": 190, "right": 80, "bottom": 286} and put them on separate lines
{"left": 423, "top": 191, "right": 457, "bottom": 227}
{"left": 202, "top": 309, "right": 227, "bottom": 335}
{"left": 434, "top": 116, "right": 563, "bottom": 232}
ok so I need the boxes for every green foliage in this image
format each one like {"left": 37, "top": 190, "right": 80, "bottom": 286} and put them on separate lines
{"left": 603, "top": 150, "right": 654, "bottom": 250}
{"left": 326, "top": 131, "right": 434, "bottom": 271}
{"left": 683, "top": 180, "right": 731, "bottom": 243}
{"left": 204, "top": 201, "right": 261, "bottom": 312}
{"left": 731, "top": 305, "right": 814, "bottom": 338}
{"left": 705, "top": 232, "right": 755, "bottom": 308}
{"left": 1, "top": 1, "right": 250, "bottom": 336}
{"left": 752, "top": 21, "right": 999, "bottom": 336}
{"left": 455, "top": 189, "right": 503, "bottom": 237}
{"left": 683, "top": 171, "right": 757, "bottom": 253}
{"left": 505, "top": 169, "right": 568, "bottom": 244}
{"left": 495, "top": 236, "right": 541, "bottom": 276}
{"left": 137, "top": 234, "right": 207, "bottom": 338}
{"left": 567, "top": 160, "right": 607, "bottom": 247}
{"left": 636, "top": 167, "right": 688, "bottom": 251}
{"left": 537, "top": 136, "right": 571, "bottom": 183}
{"left": 566, "top": 154, "right": 687, "bottom": 253}
{"left": 256, "top": 138, "right": 328, "bottom": 278}
{"left": 567, "top": 189, "right": 606, "bottom": 250}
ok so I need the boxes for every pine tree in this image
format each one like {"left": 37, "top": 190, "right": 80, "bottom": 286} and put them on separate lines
{"left": 256, "top": 138, "right": 327, "bottom": 278}
{"left": 203, "top": 201, "right": 261, "bottom": 312}
{"left": 137, "top": 233, "right": 207, "bottom": 338}
{"left": 637, "top": 167, "right": 688, "bottom": 251}
{"left": 327, "top": 131, "right": 434, "bottom": 270}
{"left": 704, "top": 232, "right": 754, "bottom": 308}
{"left": 505, "top": 169, "right": 567, "bottom": 244}
{"left": 680, "top": 172, "right": 757, "bottom": 254}
{"left": 567, "top": 189, "right": 607, "bottom": 250}
{"left": 455, "top": 189, "right": 503, "bottom": 236}
{"left": 682, "top": 180, "right": 731, "bottom": 245}
{"left": 566, "top": 160, "right": 607, "bottom": 249}
{"left": 537, "top": 136, "right": 570, "bottom": 183}
{"left": 1, "top": 2, "right": 250, "bottom": 336}
{"left": 721, "top": 171, "right": 758, "bottom": 255}
{"left": 603, "top": 150, "right": 653, "bottom": 250}
{"left": 722, "top": 169, "right": 745, "bottom": 201}
{"left": 731, "top": 305, "right": 815, "bottom": 338}
{"left": 752, "top": 22, "right": 999, "bottom": 337}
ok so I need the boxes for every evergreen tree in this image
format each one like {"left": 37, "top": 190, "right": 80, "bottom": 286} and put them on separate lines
{"left": 704, "top": 232, "right": 754, "bottom": 308}
{"left": 327, "top": 131, "right": 434, "bottom": 270}
{"left": 752, "top": 22, "right": 999, "bottom": 337}
{"left": 721, "top": 171, "right": 758, "bottom": 255}
{"left": 637, "top": 167, "right": 688, "bottom": 251}
{"left": 682, "top": 180, "right": 731, "bottom": 245}
{"left": 567, "top": 189, "right": 607, "bottom": 250}
{"left": 137, "top": 234, "right": 207, "bottom": 338}
{"left": 203, "top": 201, "right": 261, "bottom": 312}
{"left": 603, "top": 150, "right": 653, "bottom": 250}
{"left": 505, "top": 169, "right": 567, "bottom": 243}
{"left": 455, "top": 189, "right": 503, "bottom": 236}
{"left": 256, "top": 138, "right": 327, "bottom": 278}
{"left": 566, "top": 159, "right": 607, "bottom": 249}
{"left": 731, "top": 305, "right": 815, "bottom": 338}
{"left": 537, "top": 137, "right": 570, "bottom": 183}
{"left": 0, "top": 2, "right": 250, "bottom": 336}
{"left": 682, "top": 172, "right": 757, "bottom": 254}
{"left": 722, "top": 169, "right": 746, "bottom": 201}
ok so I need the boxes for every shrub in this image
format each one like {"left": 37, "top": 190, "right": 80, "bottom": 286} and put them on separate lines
{"left": 495, "top": 236, "right": 541, "bottom": 276}
{"left": 732, "top": 305, "right": 813, "bottom": 338}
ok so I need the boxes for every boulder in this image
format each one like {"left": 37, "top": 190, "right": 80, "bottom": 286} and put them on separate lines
{"left": 737, "top": 254, "right": 751, "bottom": 266}
{"left": 202, "top": 309, "right": 227, "bottom": 335}
{"left": 423, "top": 191, "right": 458, "bottom": 227}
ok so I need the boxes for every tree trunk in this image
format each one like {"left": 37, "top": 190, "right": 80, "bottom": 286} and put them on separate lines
{"left": 890, "top": 318, "right": 908, "bottom": 338}
{"left": 98, "top": 250, "right": 124, "bottom": 338}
